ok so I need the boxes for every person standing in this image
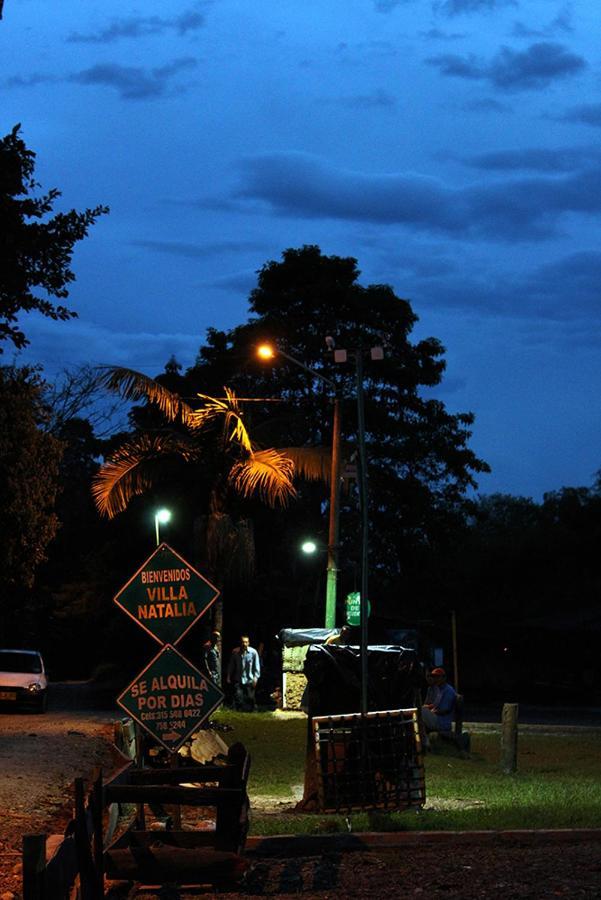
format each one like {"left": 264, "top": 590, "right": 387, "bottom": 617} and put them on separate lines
{"left": 227, "top": 635, "right": 261, "bottom": 711}
{"left": 201, "top": 630, "right": 221, "bottom": 686}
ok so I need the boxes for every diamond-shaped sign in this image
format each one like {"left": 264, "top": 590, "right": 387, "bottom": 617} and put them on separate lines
{"left": 118, "top": 644, "right": 224, "bottom": 752}
{"left": 114, "top": 543, "right": 219, "bottom": 645}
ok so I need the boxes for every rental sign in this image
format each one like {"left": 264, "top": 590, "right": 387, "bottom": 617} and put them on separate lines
{"left": 118, "top": 644, "right": 224, "bottom": 752}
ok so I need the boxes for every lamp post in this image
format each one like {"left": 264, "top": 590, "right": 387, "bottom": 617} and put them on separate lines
{"left": 333, "top": 344, "right": 383, "bottom": 716}
{"left": 154, "top": 508, "right": 172, "bottom": 547}
{"left": 257, "top": 343, "right": 341, "bottom": 629}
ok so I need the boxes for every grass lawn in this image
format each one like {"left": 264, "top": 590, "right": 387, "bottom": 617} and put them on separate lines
{"left": 212, "top": 709, "right": 601, "bottom": 835}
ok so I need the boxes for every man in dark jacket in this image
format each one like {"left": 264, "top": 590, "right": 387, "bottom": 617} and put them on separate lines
{"left": 227, "top": 635, "right": 261, "bottom": 711}
{"left": 201, "top": 630, "right": 221, "bottom": 686}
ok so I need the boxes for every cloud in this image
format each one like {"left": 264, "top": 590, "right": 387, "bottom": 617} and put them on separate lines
{"left": 4, "top": 73, "right": 58, "bottom": 88}
{"left": 512, "top": 6, "right": 573, "bottom": 38}
{"left": 233, "top": 150, "right": 601, "bottom": 241}
{"left": 334, "top": 89, "right": 397, "bottom": 109}
{"left": 464, "top": 146, "right": 601, "bottom": 172}
{"left": 67, "top": 7, "right": 206, "bottom": 43}
{"left": 374, "top": 0, "right": 411, "bottom": 11}
{"left": 560, "top": 103, "right": 601, "bottom": 127}
{"left": 463, "top": 97, "right": 513, "bottom": 113}
{"left": 526, "top": 251, "right": 601, "bottom": 308}
{"left": 427, "top": 41, "right": 586, "bottom": 90}
{"left": 397, "top": 250, "right": 601, "bottom": 323}
{"left": 70, "top": 58, "right": 197, "bottom": 100}
{"left": 131, "top": 239, "right": 266, "bottom": 258}
{"left": 17, "top": 316, "right": 202, "bottom": 377}
{"left": 435, "top": 0, "right": 516, "bottom": 15}
{"left": 420, "top": 28, "right": 466, "bottom": 40}
{"left": 209, "top": 271, "right": 258, "bottom": 293}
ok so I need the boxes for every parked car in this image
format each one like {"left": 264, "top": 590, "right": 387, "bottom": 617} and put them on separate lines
{"left": 0, "top": 649, "right": 48, "bottom": 712}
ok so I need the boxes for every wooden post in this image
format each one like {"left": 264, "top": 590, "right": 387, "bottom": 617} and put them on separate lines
{"left": 74, "top": 778, "right": 99, "bottom": 900}
{"left": 134, "top": 723, "right": 146, "bottom": 829}
{"left": 22, "top": 834, "right": 46, "bottom": 900}
{"left": 501, "top": 702, "right": 519, "bottom": 774}
{"left": 170, "top": 750, "right": 182, "bottom": 829}
{"left": 451, "top": 609, "right": 459, "bottom": 693}
{"left": 91, "top": 770, "right": 104, "bottom": 895}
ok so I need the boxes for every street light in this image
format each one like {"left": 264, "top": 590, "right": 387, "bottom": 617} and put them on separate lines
{"left": 301, "top": 539, "right": 318, "bottom": 555}
{"left": 332, "top": 344, "right": 383, "bottom": 716}
{"left": 154, "top": 508, "right": 171, "bottom": 547}
{"left": 257, "top": 342, "right": 341, "bottom": 629}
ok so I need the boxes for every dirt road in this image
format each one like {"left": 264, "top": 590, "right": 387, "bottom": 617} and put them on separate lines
{"left": 0, "top": 701, "right": 119, "bottom": 897}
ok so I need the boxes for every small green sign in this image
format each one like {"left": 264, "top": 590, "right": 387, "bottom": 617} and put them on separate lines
{"left": 114, "top": 543, "right": 219, "bottom": 646}
{"left": 345, "top": 591, "right": 371, "bottom": 627}
{"left": 118, "top": 644, "right": 224, "bottom": 752}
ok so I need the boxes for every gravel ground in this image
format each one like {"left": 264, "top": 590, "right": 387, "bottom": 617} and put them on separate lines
{"left": 124, "top": 841, "right": 601, "bottom": 899}
{"left": 0, "top": 706, "right": 121, "bottom": 898}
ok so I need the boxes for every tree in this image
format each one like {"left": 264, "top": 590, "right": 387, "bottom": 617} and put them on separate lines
{"left": 91, "top": 368, "right": 324, "bottom": 630}
{"left": 191, "top": 245, "right": 490, "bottom": 624}
{"left": 0, "top": 125, "right": 108, "bottom": 352}
{"left": 0, "top": 366, "right": 64, "bottom": 635}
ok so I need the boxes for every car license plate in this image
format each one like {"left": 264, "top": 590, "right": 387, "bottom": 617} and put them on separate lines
{"left": 0, "top": 691, "right": 17, "bottom": 700}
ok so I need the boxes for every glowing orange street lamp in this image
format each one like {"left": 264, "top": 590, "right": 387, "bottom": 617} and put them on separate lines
{"left": 256, "top": 342, "right": 341, "bottom": 629}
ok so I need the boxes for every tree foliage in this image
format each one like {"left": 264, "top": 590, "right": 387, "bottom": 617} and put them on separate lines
{"left": 0, "top": 125, "right": 108, "bottom": 351}
{"left": 189, "top": 245, "right": 490, "bottom": 619}
{"left": 0, "top": 366, "right": 63, "bottom": 612}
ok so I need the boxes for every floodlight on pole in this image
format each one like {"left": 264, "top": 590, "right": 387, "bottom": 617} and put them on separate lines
{"left": 154, "top": 508, "right": 172, "bottom": 547}
{"left": 256, "top": 341, "right": 341, "bottom": 629}
{"left": 301, "top": 540, "right": 318, "bottom": 555}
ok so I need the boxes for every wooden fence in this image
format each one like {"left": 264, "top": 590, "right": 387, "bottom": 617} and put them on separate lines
{"left": 22, "top": 720, "right": 250, "bottom": 898}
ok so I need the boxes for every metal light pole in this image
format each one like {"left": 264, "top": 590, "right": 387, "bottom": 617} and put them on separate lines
{"left": 333, "top": 344, "right": 383, "bottom": 716}
{"left": 257, "top": 343, "right": 341, "bottom": 629}
{"left": 355, "top": 350, "right": 370, "bottom": 717}
{"left": 154, "top": 508, "right": 171, "bottom": 547}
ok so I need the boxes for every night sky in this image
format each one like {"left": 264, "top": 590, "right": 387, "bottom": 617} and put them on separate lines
{"left": 2, "top": 1, "right": 600, "bottom": 500}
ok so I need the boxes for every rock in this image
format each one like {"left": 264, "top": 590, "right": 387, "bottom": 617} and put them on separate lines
{"left": 189, "top": 729, "right": 229, "bottom": 764}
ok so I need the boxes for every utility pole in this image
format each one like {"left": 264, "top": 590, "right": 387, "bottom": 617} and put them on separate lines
{"left": 257, "top": 342, "right": 341, "bottom": 629}
{"left": 334, "top": 344, "right": 383, "bottom": 716}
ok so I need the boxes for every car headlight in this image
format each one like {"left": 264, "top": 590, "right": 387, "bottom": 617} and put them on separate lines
{"left": 27, "top": 683, "right": 42, "bottom": 693}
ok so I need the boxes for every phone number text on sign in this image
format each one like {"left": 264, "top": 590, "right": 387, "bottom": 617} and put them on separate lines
{"left": 118, "top": 644, "right": 224, "bottom": 751}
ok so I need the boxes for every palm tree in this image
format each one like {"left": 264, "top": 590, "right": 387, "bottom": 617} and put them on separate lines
{"left": 92, "top": 366, "right": 328, "bottom": 631}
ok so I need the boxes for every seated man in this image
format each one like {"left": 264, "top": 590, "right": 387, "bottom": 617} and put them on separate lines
{"left": 421, "top": 667, "right": 456, "bottom": 740}
{"left": 324, "top": 624, "right": 353, "bottom": 645}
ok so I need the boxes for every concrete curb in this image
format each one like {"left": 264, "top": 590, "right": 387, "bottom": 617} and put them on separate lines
{"left": 464, "top": 722, "right": 601, "bottom": 735}
{"left": 246, "top": 828, "right": 601, "bottom": 857}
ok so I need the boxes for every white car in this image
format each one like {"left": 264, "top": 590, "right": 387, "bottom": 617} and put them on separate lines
{"left": 0, "top": 649, "right": 48, "bottom": 713}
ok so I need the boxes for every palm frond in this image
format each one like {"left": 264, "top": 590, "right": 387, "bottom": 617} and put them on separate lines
{"left": 230, "top": 448, "right": 297, "bottom": 508}
{"left": 92, "top": 433, "right": 195, "bottom": 518}
{"left": 277, "top": 446, "right": 332, "bottom": 482}
{"left": 191, "top": 387, "right": 252, "bottom": 452}
{"left": 95, "top": 366, "right": 197, "bottom": 427}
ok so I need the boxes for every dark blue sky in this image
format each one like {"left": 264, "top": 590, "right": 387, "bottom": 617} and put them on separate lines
{"left": 3, "top": 0, "right": 600, "bottom": 499}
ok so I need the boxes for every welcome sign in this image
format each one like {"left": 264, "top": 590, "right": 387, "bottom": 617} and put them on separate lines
{"left": 114, "top": 543, "right": 220, "bottom": 645}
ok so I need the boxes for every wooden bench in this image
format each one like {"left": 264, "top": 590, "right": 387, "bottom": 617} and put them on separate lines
{"left": 103, "top": 741, "right": 251, "bottom": 886}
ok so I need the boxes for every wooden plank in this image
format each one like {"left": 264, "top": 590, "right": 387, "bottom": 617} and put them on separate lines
{"left": 127, "top": 764, "right": 234, "bottom": 784}
{"left": 44, "top": 835, "right": 78, "bottom": 900}
{"left": 91, "top": 771, "right": 104, "bottom": 894}
{"left": 105, "top": 829, "right": 224, "bottom": 855}
{"left": 22, "top": 834, "right": 46, "bottom": 900}
{"left": 104, "top": 845, "right": 247, "bottom": 882}
{"left": 74, "top": 778, "right": 100, "bottom": 900}
{"left": 105, "top": 784, "right": 244, "bottom": 806}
